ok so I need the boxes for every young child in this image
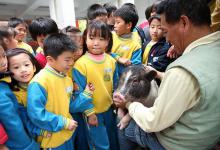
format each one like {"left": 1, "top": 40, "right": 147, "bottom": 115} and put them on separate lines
{"left": 8, "top": 17, "right": 35, "bottom": 55}
{"left": 87, "top": 3, "right": 108, "bottom": 23}
{"left": 27, "top": 33, "right": 81, "bottom": 149}
{"left": 73, "top": 20, "right": 119, "bottom": 150}
{"left": 112, "top": 6, "right": 142, "bottom": 75}
{"left": 29, "top": 17, "right": 59, "bottom": 68}
{"left": 62, "top": 26, "right": 83, "bottom": 61}
{"left": 0, "top": 26, "right": 17, "bottom": 50}
{"left": 103, "top": 3, "right": 117, "bottom": 31}
{"left": 142, "top": 15, "right": 173, "bottom": 72}
{"left": 62, "top": 26, "right": 83, "bottom": 79}
{"left": 6, "top": 48, "right": 53, "bottom": 139}
{"left": 0, "top": 42, "right": 39, "bottom": 149}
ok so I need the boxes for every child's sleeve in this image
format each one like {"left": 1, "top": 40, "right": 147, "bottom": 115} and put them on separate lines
{"left": 131, "top": 48, "right": 142, "bottom": 65}
{"left": 27, "top": 82, "right": 69, "bottom": 132}
{"left": 71, "top": 68, "right": 94, "bottom": 116}
{"left": 113, "top": 61, "right": 119, "bottom": 91}
{"left": 18, "top": 104, "right": 46, "bottom": 137}
{"left": 0, "top": 85, "right": 39, "bottom": 149}
{"left": 110, "top": 52, "right": 120, "bottom": 61}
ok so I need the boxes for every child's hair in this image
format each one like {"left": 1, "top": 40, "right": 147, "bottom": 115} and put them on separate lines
{"left": 114, "top": 5, "right": 139, "bottom": 31}
{"left": 6, "top": 48, "right": 41, "bottom": 89}
{"left": 87, "top": 4, "right": 107, "bottom": 20}
{"left": 0, "top": 45, "right": 12, "bottom": 78}
{"left": 148, "top": 15, "right": 161, "bottom": 25}
{"left": 103, "top": 3, "right": 117, "bottom": 18}
{"left": 8, "top": 17, "right": 27, "bottom": 29}
{"left": 43, "top": 33, "right": 78, "bottom": 59}
{"left": 0, "top": 26, "right": 16, "bottom": 50}
{"left": 29, "top": 17, "right": 59, "bottom": 41}
{"left": 121, "top": 3, "right": 138, "bottom": 15}
{"left": 82, "top": 20, "right": 112, "bottom": 54}
{"left": 62, "top": 26, "right": 81, "bottom": 34}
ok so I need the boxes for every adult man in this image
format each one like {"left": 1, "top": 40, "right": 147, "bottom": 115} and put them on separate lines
{"left": 113, "top": 0, "right": 220, "bottom": 149}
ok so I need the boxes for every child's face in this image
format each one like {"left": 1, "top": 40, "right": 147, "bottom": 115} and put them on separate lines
{"left": 86, "top": 33, "right": 108, "bottom": 55}
{"left": 47, "top": 51, "right": 74, "bottom": 74}
{"left": 0, "top": 47, "right": 7, "bottom": 73}
{"left": 4, "top": 36, "right": 17, "bottom": 50}
{"left": 36, "top": 34, "right": 46, "bottom": 48}
{"left": 9, "top": 53, "right": 36, "bottom": 84}
{"left": 74, "top": 47, "right": 83, "bottom": 61}
{"left": 94, "top": 15, "right": 108, "bottom": 24}
{"left": 149, "top": 18, "right": 164, "bottom": 42}
{"left": 67, "top": 32, "right": 82, "bottom": 43}
{"left": 15, "top": 24, "right": 27, "bottom": 42}
{"left": 114, "top": 17, "right": 131, "bottom": 36}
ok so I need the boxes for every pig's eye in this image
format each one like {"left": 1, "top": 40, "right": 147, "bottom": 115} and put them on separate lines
{"left": 132, "top": 79, "right": 139, "bottom": 86}
{"left": 133, "top": 79, "right": 137, "bottom": 82}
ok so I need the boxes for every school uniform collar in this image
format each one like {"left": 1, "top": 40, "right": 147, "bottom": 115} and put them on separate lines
{"left": 45, "top": 64, "right": 66, "bottom": 78}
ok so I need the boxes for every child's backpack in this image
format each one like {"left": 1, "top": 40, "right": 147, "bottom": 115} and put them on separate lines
{"left": 135, "top": 26, "right": 151, "bottom": 55}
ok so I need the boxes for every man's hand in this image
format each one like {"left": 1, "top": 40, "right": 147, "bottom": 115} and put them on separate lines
{"left": 113, "top": 92, "right": 127, "bottom": 109}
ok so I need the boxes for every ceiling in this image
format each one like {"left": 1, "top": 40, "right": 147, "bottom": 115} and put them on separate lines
{"left": 0, "top": 0, "right": 117, "bottom": 20}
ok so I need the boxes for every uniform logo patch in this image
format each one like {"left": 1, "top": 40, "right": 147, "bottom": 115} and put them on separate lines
{"left": 104, "top": 68, "right": 112, "bottom": 81}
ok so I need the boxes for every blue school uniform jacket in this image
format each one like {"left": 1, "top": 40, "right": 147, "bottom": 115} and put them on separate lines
{"left": 0, "top": 77, "right": 39, "bottom": 150}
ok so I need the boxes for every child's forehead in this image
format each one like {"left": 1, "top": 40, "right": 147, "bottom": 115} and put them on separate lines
{"left": 15, "top": 23, "right": 27, "bottom": 28}
{"left": 150, "top": 18, "right": 161, "bottom": 25}
{"left": 88, "top": 28, "right": 102, "bottom": 36}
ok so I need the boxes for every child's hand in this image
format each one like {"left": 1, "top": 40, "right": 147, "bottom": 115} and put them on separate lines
{"left": 68, "top": 119, "right": 78, "bottom": 131}
{"left": 0, "top": 145, "right": 9, "bottom": 150}
{"left": 85, "top": 82, "right": 95, "bottom": 93}
{"left": 167, "top": 45, "right": 179, "bottom": 58}
{"left": 118, "top": 57, "right": 131, "bottom": 66}
{"left": 88, "top": 114, "right": 98, "bottom": 126}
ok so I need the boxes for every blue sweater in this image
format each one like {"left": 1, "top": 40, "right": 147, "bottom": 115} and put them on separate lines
{"left": 0, "top": 77, "right": 39, "bottom": 150}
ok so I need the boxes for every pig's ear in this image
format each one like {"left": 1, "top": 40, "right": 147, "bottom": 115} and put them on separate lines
{"left": 145, "top": 70, "right": 157, "bottom": 81}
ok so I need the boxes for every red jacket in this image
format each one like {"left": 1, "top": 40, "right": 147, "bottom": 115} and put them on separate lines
{"left": 35, "top": 52, "right": 47, "bottom": 68}
{"left": 0, "top": 123, "right": 8, "bottom": 144}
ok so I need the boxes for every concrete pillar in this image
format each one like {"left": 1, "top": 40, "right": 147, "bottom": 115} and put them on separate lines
{"left": 49, "top": 0, "right": 76, "bottom": 29}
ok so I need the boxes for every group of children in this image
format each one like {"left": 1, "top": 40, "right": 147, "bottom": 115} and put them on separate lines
{"left": 0, "top": 2, "right": 173, "bottom": 150}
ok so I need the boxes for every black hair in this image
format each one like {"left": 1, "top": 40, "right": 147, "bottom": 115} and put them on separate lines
{"left": 156, "top": 0, "right": 211, "bottom": 26}
{"left": 62, "top": 26, "right": 81, "bottom": 34}
{"left": 148, "top": 15, "right": 161, "bottom": 25}
{"left": 103, "top": 3, "right": 117, "bottom": 17}
{"left": 29, "top": 17, "right": 59, "bottom": 41}
{"left": 6, "top": 48, "right": 41, "bottom": 90}
{"left": 8, "top": 17, "right": 27, "bottom": 29}
{"left": 82, "top": 20, "right": 112, "bottom": 54}
{"left": 145, "top": 5, "right": 153, "bottom": 20}
{"left": 87, "top": 4, "right": 108, "bottom": 20}
{"left": 121, "top": 3, "right": 138, "bottom": 15}
{"left": 114, "top": 5, "right": 139, "bottom": 31}
{"left": 0, "top": 26, "right": 16, "bottom": 50}
{"left": 145, "top": 1, "right": 163, "bottom": 20}
{"left": 43, "top": 33, "right": 77, "bottom": 59}
{"left": 0, "top": 45, "right": 12, "bottom": 79}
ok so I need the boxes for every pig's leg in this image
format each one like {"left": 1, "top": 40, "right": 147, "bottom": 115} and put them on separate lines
{"left": 118, "top": 114, "right": 132, "bottom": 130}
